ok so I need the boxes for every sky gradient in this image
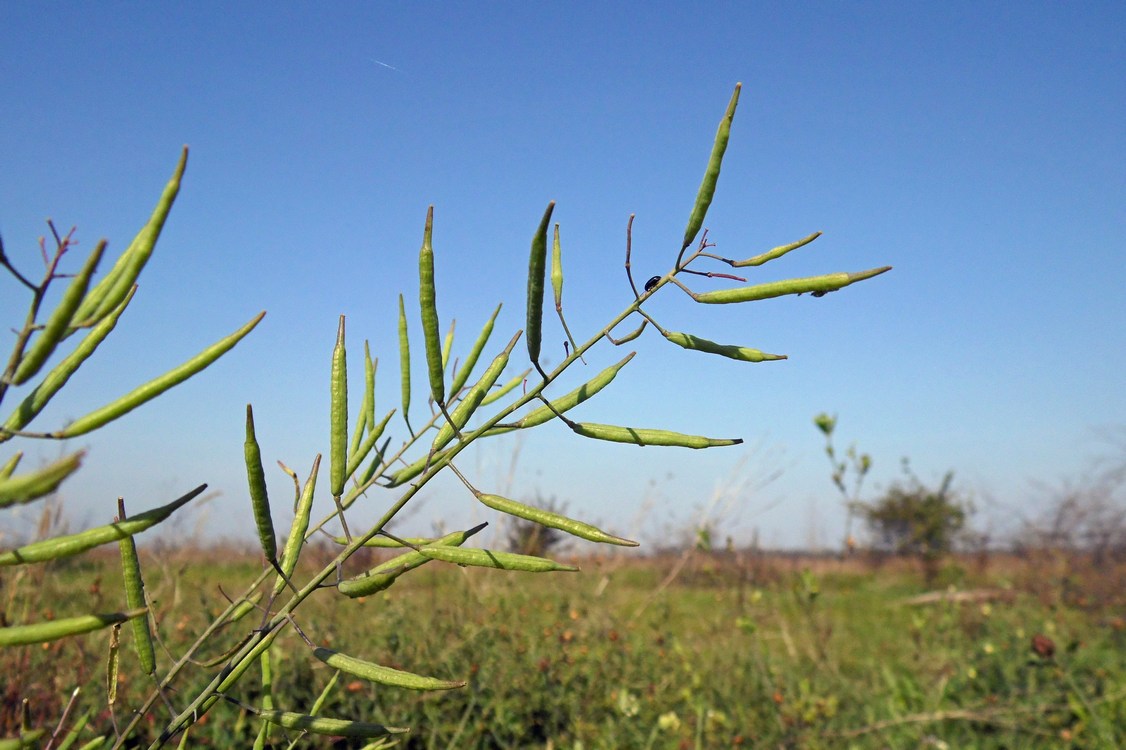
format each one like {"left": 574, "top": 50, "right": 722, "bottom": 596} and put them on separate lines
{"left": 2, "top": 3, "right": 1124, "bottom": 550}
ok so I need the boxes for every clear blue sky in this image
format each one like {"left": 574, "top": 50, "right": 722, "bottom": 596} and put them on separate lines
{"left": 2, "top": 3, "right": 1123, "bottom": 550}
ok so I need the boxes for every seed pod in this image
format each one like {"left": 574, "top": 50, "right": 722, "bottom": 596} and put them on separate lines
{"left": 0, "top": 731, "right": 46, "bottom": 750}
{"left": 479, "top": 368, "right": 531, "bottom": 407}
{"left": 431, "top": 332, "right": 519, "bottom": 452}
{"left": 330, "top": 316, "right": 348, "bottom": 498}
{"left": 118, "top": 503, "right": 156, "bottom": 675}
{"left": 693, "top": 267, "right": 892, "bottom": 305}
{"left": 72, "top": 147, "right": 188, "bottom": 327}
{"left": 106, "top": 625, "right": 121, "bottom": 705}
{"left": 661, "top": 331, "right": 786, "bottom": 362}
{"left": 569, "top": 422, "right": 741, "bottom": 449}
{"left": 338, "top": 526, "right": 482, "bottom": 598}
{"left": 730, "top": 231, "right": 822, "bottom": 268}
{"left": 418, "top": 546, "right": 578, "bottom": 573}
{"left": 313, "top": 647, "right": 465, "bottom": 691}
{"left": 54, "top": 707, "right": 93, "bottom": 750}
{"left": 0, "top": 608, "right": 147, "bottom": 647}
{"left": 512, "top": 353, "right": 635, "bottom": 430}
{"left": 10, "top": 241, "right": 105, "bottom": 385}
{"left": 476, "top": 493, "right": 638, "bottom": 547}
{"left": 0, "top": 451, "right": 84, "bottom": 509}
{"left": 397, "top": 294, "right": 411, "bottom": 428}
{"left": 550, "top": 224, "right": 564, "bottom": 312}
{"left": 440, "top": 319, "right": 456, "bottom": 370}
{"left": 244, "top": 405, "right": 276, "bottom": 565}
{"left": 254, "top": 710, "right": 408, "bottom": 739}
{"left": 57, "top": 312, "right": 265, "bottom": 438}
{"left": 331, "top": 535, "right": 447, "bottom": 548}
{"left": 0, "top": 484, "right": 205, "bottom": 567}
{"left": 344, "top": 408, "right": 395, "bottom": 482}
{"left": 350, "top": 344, "right": 375, "bottom": 459}
{"left": 273, "top": 455, "right": 320, "bottom": 596}
{"left": 681, "top": 84, "right": 740, "bottom": 254}
{"left": 526, "top": 201, "right": 556, "bottom": 366}
{"left": 3, "top": 287, "right": 136, "bottom": 434}
{"left": 0, "top": 453, "right": 20, "bottom": 481}
{"left": 418, "top": 206, "right": 444, "bottom": 405}
{"left": 226, "top": 593, "right": 263, "bottom": 625}
{"left": 449, "top": 303, "right": 502, "bottom": 396}
{"left": 384, "top": 444, "right": 456, "bottom": 488}
{"left": 78, "top": 737, "right": 108, "bottom": 750}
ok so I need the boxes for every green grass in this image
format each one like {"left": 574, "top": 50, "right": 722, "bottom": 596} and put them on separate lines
{"left": 3, "top": 549, "right": 1125, "bottom": 748}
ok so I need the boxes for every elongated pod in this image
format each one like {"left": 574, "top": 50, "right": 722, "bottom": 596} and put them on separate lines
{"left": 730, "top": 231, "right": 822, "bottom": 267}
{"left": 397, "top": 294, "right": 411, "bottom": 429}
{"left": 569, "top": 423, "right": 741, "bottom": 449}
{"left": 244, "top": 405, "right": 276, "bottom": 564}
{"left": 512, "top": 353, "right": 635, "bottom": 429}
{"left": 0, "top": 451, "right": 83, "bottom": 509}
{"left": 418, "top": 206, "right": 444, "bottom": 405}
{"left": 476, "top": 493, "right": 637, "bottom": 547}
{"left": 0, "top": 608, "right": 147, "bottom": 647}
{"left": 313, "top": 648, "right": 464, "bottom": 691}
{"left": 431, "top": 331, "right": 519, "bottom": 452}
{"left": 680, "top": 84, "right": 740, "bottom": 256}
{"left": 254, "top": 710, "right": 407, "bottom": 739}
{"left": 419, "top": 546, "right": 578, "bottom": 573}
{"left": 118, "top": 505, "right": 156, "bottom": 674}
{"left": 448, "top": 303, "right": 501, "bottom": 396}
{"left": 273, "top": 455, "right": 320, "bottom": 595}
{"left": 693, "top": 267, "right": 892, "bottom": 304}
{"left": 330, "top": 316, "right": 348, "bottom": 497}
{"left": 661, "top": 331, "right": 786, "bottom": 362}
{"left": 526, "top": 202, "right": 555, "bottom": 366}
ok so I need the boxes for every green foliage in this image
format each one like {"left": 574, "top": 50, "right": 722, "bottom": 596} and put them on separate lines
{"left": 1, "top": 85, "right": 894, "bottom": 746}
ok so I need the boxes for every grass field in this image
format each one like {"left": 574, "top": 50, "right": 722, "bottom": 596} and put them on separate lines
{"left": 3, "top": 545, "right": 1125, "bottom": 749}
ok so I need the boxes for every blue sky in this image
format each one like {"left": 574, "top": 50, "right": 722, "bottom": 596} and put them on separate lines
{"left": 2, "top": 3, "right": 1123, "bottom": 550}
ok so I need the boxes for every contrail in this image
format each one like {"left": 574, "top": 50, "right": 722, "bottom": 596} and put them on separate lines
{"left": 369, "top": 58, "right": 400, "bottom": 72}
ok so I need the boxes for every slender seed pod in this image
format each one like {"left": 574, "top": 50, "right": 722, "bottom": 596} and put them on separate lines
{"left": 226, "top": 593, "right": 262, "bottom": 625}
{"left": 526, "top": 202, "right": 556, "bottom": 366}
{"left": 313, "top": 647, "right": 464, "bottom": 691}
{"left": 479, "top": 368, "right": 531, "bottom": 406}
{"left": 252, "top": 650, "right": 274, "bottom": 750}
{"left": 349, "top": 345, "right": 373, "bottom": 460}
{"left": 476, "top": 493, "right": 638, "bottom": 547}
{"left": 440, "top": 319, "right": 456, "bottom": 370}
{"left": 569, "top": 423, "right": 742, "bottom": 449}
{"left": 0, "top": 453, "right": 20, "bottom": 480}
{"left": 308, "top": 670, "right": 340, "bottom": 717}
{"left": 10, "top": 241, "right": 105, "bottom": 385}
{"left": 384, "top": 444, "right": 457, "bottom": 488}
{"left": 244, "top": 405, "right": 276, "bottom": 565}
{"left": 693, "top": 267, "right": 893, "bottom": 305}
{"left": 0, "top": 484, "right": 205, "bottom": 566}
{"left": 329, "top": 316, "right": 348, "bottom": 498}
{"left": 730, "top": 231, "right": 822, "bottom": 267}
{"left": 550, "top": 223, "right": 582, "bottom": 356}
{"left": 106, "top": 625, "right": 121, "bottom": 705}
{"left": 512, "top": 353, "right": 635, "bottom": 429}
{"left": 0, "top": 731, "right": 46, "bottom": 750}
{"left": 344, "top": 408, "right": 395, "bottom": 481}
{"left": 0, "top": 608, "right": 147, "bottom": 647}
{"left": 3, "top": 287, "right": 136, "bottom": 434}
{"left": 397, "top": 294, "right": 411, "bottom": 428}
{"left": 661, "top": 331, "right": 786, "bottom": 362}
{"left": 431, "top": 332, "right": 519, "bottom": 452}
{"left": 680, "top": 84, "right": 740, "bottom": 255}
{"left": 332, "top": 535, "right": 447, "bottom": 548}
{"left": 57, "top": 311, "right": 265, "bottom": 438}
{"left": 54, "top": 707, "right": 93, "bottom": 750}
{"left": 213, "top": 627, "right": 282, "bottom": 695}
{"left": 448, "top": 303, "right": 501, "bottom": 396}
{"left": 418, "top": 206, "right": 445, "bottom": 405}
{"left": 72, "top": 147, "right": 189, "bottom": 327}
{"left": 273, "top": 455, "right": 320, "bottom": 596}
{"left": 254, "top": 710, "right": 407, "bottom": 739}
{"left": 118, "top": 503, "right": 156, "bottom": 674}
{"left": 419, "top": 546, "right": 579, "bottom": 573}
{"left": 338, "top": 525, "right": 483, "bottom": 597}
{"left": 0, "top": 451, "right": 84, "bottom": 509}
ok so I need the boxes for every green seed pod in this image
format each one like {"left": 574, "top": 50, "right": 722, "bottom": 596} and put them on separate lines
{"left": 313, "top": 647, "right": 465, "bottom": 691}
{"left": 569, "top": 422, "right": 742, "bottom": 449}
{"left": 0, "top": 453, "right": 20, "bottom": 480}
{"left": 448, "top": 303, "right": 501, "bottom": 396}
{"left": 330, "top": 316, "right": 348, "bottom": 498}
{"left": 0, "top": 451, "right": 83, "bottom": 509}
{"left": 525, "top": 202, "right": 556, "bottom": 366}
{"left": 73, "top": 147, "right": 188, "bottom": 327}
{"left": 57, "top": 311, "right": 265, "bottom": 438}
{"left": 331, "top": 535, "right": 444, "bottom": 548}
{"left": 244, "top": 405, "right": 276, "bottom": 564}
{"left": 431, "top": 331, "right": 519, "bottom": 452}
{"left": 476, "top": 493, "right": 638, "bottom": 547}
{"left": 350, "top": 344, "right": 375, "bottom": 459}
{"left": 338, "top": 526, "right": 481, "bottom": 598}
{"left": 440, "top": 319, "right": 456, "bottom": 370}
{"left": 226, "top": 593, "right": 263, "bottom": 625}
{"left": 3, "top": 287, "right": 136, "bottom": 434}
{"left": 0, "top": 730, "right": 45, "bottom": 749}
{"left": 273, "top": 455, "right": 320, "bottom": 596}
{"left": 730, "top": 231, "right": 822, "bottom": 267}
{"left": 0, "top": 484, "right": 205, "bottom": 567}
{"left": 550, "top": 224, "right": 564, "bottom": 312}
{"left": 344, "top": 409, "right": 395, "bottom": 482}
{"left": 661, "top": 331, "right": 786, "bottom": 362}
{"left": 383, "top": 444, "right": 456, "bottom": 488}
{"left": 479, "top": 368, "right": 531, "bottom": 406}
{"left": 106, "top": 624, "right": 120, "bottom": 705}
{"left": 0, "top": 608, "right": 147, "bottom": 647}
{"left": 76, "top": 737, "right": 107, "bottom": 750}
{"left": 512, "top": 353, "right": 635, "bottom": 430}
{"left": 118, "top": 508, "right": 156, "bottom": 675}
{"left": 418, "top": 206, "right": 445, "bottom": 405}
{"left": 255, "top": 710, "right": 408, "bottom": 739}
{"left": 693, "top": 266, "right": 892, "bottom": 305}
{"left": 10, "top": 241, "right": 105, "bottom": 385}
{"left": 419, "top": 546, "right": 578, "bottom": 573}
{"left": 681, "top": 84, "right": 740, "bottom": 254}
{"left": 54, "top": 707, "right": 93, "bottom": 750}
{"left": 397, "top": 294, "right": 411, "bottom": 428}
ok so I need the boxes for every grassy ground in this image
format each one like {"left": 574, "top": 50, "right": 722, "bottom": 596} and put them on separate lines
{"left": 3, "top": 546, "right": 1125, "bottom": 749}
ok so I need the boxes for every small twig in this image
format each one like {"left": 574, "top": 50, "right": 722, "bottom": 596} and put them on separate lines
{"left": 624, "top": 214, "right": 640, "bottom": 300}
{"left": 679, "top": 268, "right": 746, "bottom": 283}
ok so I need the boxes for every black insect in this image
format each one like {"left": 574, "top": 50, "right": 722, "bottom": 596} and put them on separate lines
{"left": 811, "top": 290, "right": 832, "bottom": 298}
{"left": 644, "top": 276, "right": 661, "bottom": 292}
